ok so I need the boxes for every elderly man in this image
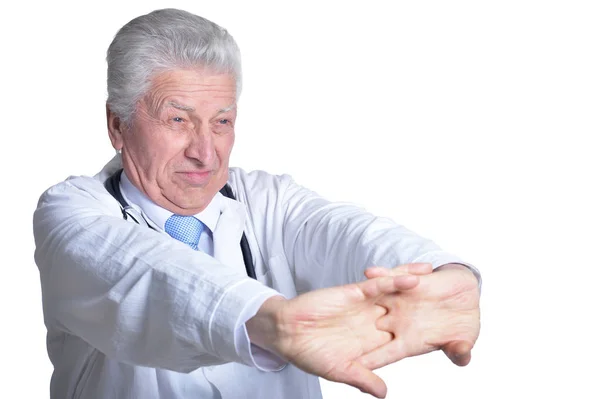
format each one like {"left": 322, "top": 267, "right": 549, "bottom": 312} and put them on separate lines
{"left": 33, "top": 8, "right": 480, "bottom": 399}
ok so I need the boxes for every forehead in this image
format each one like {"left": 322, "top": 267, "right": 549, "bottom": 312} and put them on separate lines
{"left": 146, "top": 68, "right": 237, "bottom": 108}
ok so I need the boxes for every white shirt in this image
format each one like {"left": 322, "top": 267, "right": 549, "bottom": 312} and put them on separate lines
{"left": 33, "top": 154, "right": 478, "bottom": 399}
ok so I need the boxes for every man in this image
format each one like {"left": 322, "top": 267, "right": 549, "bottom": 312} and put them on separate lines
{"left": 33, "top": 8, "right": 481, "bottom": 399}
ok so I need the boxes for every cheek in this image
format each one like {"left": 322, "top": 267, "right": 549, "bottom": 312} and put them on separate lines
{"left": 125, "top": 129, "right": 185, "bottom": 174}
{"left": 126, "top": 136, "right": 159, "bottom": 168}
{"left": 216, "top": 134, "right": 235, "bottom": 163}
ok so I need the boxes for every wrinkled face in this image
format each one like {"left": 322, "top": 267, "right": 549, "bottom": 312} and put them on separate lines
{"left": 108, "top": 68, "right": 237, "bottom": 215}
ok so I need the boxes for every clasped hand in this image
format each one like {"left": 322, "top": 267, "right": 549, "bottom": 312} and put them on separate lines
{"left": 249, "top": 263, "right": 480, "bottom": 398}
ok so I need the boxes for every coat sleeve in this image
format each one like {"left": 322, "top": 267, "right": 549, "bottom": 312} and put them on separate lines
{"left": 277, "top": 175, "right": 479, "bottom": 293}
{"left": 33, "top": 176, "right": 281, "bottom": 373}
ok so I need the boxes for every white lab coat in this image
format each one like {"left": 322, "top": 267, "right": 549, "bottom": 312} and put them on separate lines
{"left": 33, "top": 155, "right": 469, "bottom": 398}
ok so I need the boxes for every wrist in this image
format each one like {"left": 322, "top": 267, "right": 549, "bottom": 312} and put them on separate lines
{"left": 436, "top": 263, "right": 481, "bottom": 291}
{"left": 246, "top": 295, "right": 288, "bottom": 356}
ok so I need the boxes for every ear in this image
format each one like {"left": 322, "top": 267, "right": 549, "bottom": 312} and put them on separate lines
{"left": 106, "top": 103, "right": 126, "bottom": 151}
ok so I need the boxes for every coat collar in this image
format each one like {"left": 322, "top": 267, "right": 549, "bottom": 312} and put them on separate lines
{"left": 212, "top": 195, "right": 247, "bottom": 275}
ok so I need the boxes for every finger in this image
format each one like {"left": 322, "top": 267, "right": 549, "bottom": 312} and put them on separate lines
{"left": 393, "top": 274, "right": 420, "bottom": 290}
{"left": 328, "top": 361, "right": 388, "bottom": 398}
{"left": 356, "top": 339, "right": 407, "bottom": 371}
{"left": 371, "top": 304, "right": 389, "bottom": 320}
{"left": 408, "top": 262, "right": 433, "bottom": 275}
{"left": 361, "top": 330, "right": 395, "bottom": 363}
{"left": 443, "top": 340, "right": 473, "bottom": 367}
{"left": 374, "top": 314, "right": 398, "bottom": 333}
{"left": 364, "top": 263, "right": 433, "bottom": 279}
{"left": 364, "top": 267, "right": 391, "bottom": 279}
{"left": 359, "top": 275, "right": 419, "bottom": 299}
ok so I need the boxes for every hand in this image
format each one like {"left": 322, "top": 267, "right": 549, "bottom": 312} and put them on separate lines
{"left": 247, "top": 274, "right": 423, "bottom": 398}
{"left": 358, "top": 263, "right": 480, "bottom": 369}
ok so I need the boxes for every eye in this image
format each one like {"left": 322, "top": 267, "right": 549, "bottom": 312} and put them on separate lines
{"left": 218, "top": 119, "right": 230, "bottom": 125}
{"left": 172, "top": 116, "right": 185, "bottom": 123}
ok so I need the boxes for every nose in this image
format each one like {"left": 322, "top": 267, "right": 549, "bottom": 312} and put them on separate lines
{"left": 184, "top": 123, "right": 215, "bottom": 165}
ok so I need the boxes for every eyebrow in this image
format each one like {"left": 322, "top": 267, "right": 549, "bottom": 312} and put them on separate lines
{"left": 165, "top": 101, "right": 236, "bottom": 114}
{"left": 217, "top": 104, "right": 236, "bottom": 114}
{"left": 166, "top": 101, "right": 195, "bottom": 111}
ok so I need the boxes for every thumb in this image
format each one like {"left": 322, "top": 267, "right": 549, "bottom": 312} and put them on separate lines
{"left": 442, "top": 340, "right": 473, "bottom": 367}
{"left": 328, "top": 361, "right": 388, "bottom": 398}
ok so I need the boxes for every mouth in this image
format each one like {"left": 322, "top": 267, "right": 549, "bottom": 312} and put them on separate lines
{"left": 177, "top": 170, "right": 213, "bottom": 185}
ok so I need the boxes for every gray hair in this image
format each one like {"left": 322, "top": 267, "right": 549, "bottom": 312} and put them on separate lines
{"left": 106, "top": 8, "right": 242, "bottom": 124}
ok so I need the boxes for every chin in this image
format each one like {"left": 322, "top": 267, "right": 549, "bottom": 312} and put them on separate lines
{"left": 182, "top": 187, "right": 218, "bottom": 207}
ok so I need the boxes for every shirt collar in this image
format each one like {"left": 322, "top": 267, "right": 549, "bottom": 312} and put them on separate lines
{"left": 119, "top": 170, "right": 221, "bottom": 233}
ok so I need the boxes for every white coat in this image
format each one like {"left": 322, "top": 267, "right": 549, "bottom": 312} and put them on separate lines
{"left": 33, "top": 154, "right": 468, "bottom": 398}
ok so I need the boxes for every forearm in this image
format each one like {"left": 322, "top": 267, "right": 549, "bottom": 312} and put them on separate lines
{"left": 34, "top": 178, "right": 279, "bottom": 372}
{"left": 281, "top": 180, "right": 466, "bottom": 290}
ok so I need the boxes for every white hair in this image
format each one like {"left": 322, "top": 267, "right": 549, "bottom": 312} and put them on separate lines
{"left": 106, "top": 8, "right": 242, "bottom": 123}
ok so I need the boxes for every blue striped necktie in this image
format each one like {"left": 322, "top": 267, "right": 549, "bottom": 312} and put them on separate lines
{"left": 164, "top": 215, "right": 205, "bottom": 251}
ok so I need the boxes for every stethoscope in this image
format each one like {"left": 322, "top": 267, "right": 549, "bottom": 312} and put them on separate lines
{"left": 104, "top": 169, "right": 257, "bottom": 279}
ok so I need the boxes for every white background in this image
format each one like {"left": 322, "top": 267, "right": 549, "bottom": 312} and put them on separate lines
{"left": 1, "top": 0, "right": 599, "bottom": 398}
